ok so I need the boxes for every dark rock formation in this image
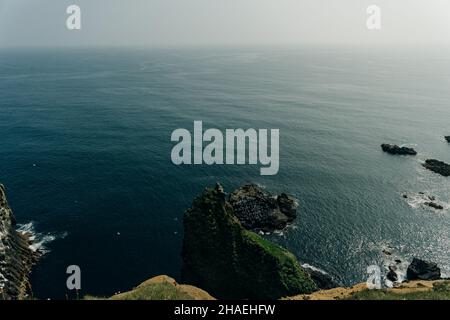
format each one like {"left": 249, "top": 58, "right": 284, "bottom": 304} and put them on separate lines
{"left": 0, "top": 184, "right": 39, "bottom": 300}
{"left": 387, "top": 270, "right": 398, "bottom": 282}
{"left": 445, "top": 136, "right": 450, "bottom": 143}
{"left": 381, "top": 144, "right": 417, "bottom": 155}
{"left": 407, "top": 258, "right": 441, "bottom": 281}
{"left": 423, "top": 159, "right": 450, "bottom": 177}
{"left": 181, "top": 184, "right": 317, "bottom": 300}
{"left": 386, "top": 265, "right": 398, "bottom": 282}
{"left": 302, "top": 265, "right": 338, "bottom": 290}
{"left": 424, "top": 202, "right": 444, "bottom": 210}
{"left": 229, "top": 184, "right": 298, "bottom": 232}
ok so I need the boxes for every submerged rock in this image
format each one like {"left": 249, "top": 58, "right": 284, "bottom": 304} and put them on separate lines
{"left": 381, "top": 144, "right": 417, "bottom": 155}
{"left": 0, "top": 184, "right": 40, "bottom": 300}
{"left": 229, "top": 184, "right": 298, "bottom": 232}
{"left": 404, "top": 192, "right": 445, "bottom": 211}
{"left": 181, "top": 184, "right": 317, "bottom": 299}
{"left": 424, "top": 202, "right": 444, "bottom": 210}
{"left": 407, "top": 258, "right": 441, "bottom": 281}
{"left": 422, "top": 159, "right": 450, "bottom": 177}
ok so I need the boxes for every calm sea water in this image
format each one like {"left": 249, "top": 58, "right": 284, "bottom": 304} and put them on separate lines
{"left": 0, "top": 46, "right": 449, "bottom": 299}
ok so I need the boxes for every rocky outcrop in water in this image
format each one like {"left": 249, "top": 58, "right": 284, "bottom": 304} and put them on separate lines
{"left": 181, "top": 183, "right": 317, "bottom": 300}
{"left": 422, "top": 159, "right": 450, "bottom": 177}
{"left": 381, "top": 144, "right": 417, "bottom": 155}
{"left": 0, "top": 184, "right": 39, "bottom": 300}
{"left": 229, "top": 184, "right": 298, "bottom": 232}
{"left": 445, "top": 136, "right": 450, "bottom": 143}
{"left": 386, "top": 266, "right": 398, "bottom": 282}
{"left": 403, "top": 192, "right": 445, "bottom": 211}
{"left": 407, "top": 258, "right": 441, "bottom": 281}
{"left": 424, "top": 202, "right": 444, "bottom": 210}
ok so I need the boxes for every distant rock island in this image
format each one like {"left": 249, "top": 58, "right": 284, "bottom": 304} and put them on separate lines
{"left": 0, "top": 185, "right": 40, "bottom": 300}
{"left": 423, "top": 159, "right": 450, "bottom": 177}
{"left": 381, "top": 144, "right": 417, "bottom": 155}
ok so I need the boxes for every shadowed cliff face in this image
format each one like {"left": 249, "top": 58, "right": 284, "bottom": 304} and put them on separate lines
{"left": 181, "top": 184, "right": 317, "bottom": 300}
{"left": 0, "top": 184, "right": 38, "bottom": 300}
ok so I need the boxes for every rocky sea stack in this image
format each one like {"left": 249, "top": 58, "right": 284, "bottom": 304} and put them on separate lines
{"left": 181, "top": 183, "right": 317, "bottom": 300}
{"left": 381, "top": 144, "right": 417, "bottom": 155}
{"left": 229, "top": 184, "right": 298, "bottom": 232}
{"left": 0, "top": 184, "right": 40, "bottom": 300}
{"left": 422, "top": 159, "right": 450, "bottom": 177}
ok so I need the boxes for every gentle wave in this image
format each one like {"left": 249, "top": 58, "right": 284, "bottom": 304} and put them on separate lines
{"left": 17, "top": 222, "right": 68, "bottom": 254}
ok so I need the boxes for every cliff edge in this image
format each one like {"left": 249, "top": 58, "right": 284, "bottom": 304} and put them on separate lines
{"left": 287, "top": 280, "right": 450, "bottom": 300}
{"left": 0, "top": 184, "right": 39, "bottom": 300}
{"left": 108, "top": 275, "right": 215, "bottom": 300}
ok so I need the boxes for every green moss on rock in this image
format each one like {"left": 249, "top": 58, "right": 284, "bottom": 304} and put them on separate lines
{"left": 181, "top": 184, "right": 317, "bottom": 300}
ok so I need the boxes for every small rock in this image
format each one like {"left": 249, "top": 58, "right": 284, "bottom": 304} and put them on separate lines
{"left": 381, "top": 144, "right": 417, "bottom": 156}
{"left": 424, "top": 202, "right": 444, "bottom": 210}
{"left": 389, "top": 265, "right": 397, "bottom": 272}
{"left": 387, "top": 270, "right": 398, "bottom": 282}
{"left": 445, "top": 136, "right": 450, "bottom": 143}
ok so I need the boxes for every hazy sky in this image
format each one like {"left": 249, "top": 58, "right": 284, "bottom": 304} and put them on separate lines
{"left": 1, "top": 0, "right": 449, "bottom": 48}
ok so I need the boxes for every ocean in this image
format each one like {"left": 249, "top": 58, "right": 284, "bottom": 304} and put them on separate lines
{"left": 0, "top": 46, "right": 449, "bottom": 299}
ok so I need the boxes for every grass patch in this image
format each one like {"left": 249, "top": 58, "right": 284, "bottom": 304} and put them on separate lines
{"left": 348, "top": 281, "right": 450, "bottom": 300}
{"left": 110, "top": 282, "right": 195, "bottom": 300}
